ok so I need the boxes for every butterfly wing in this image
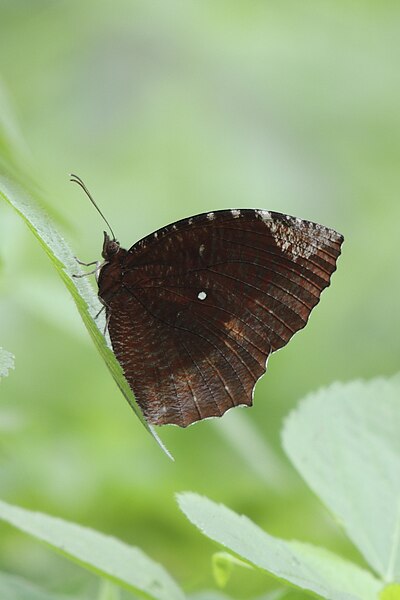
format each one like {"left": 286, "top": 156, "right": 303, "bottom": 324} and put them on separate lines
{"left": 102, "top": 209, "right": 343, "bottom": 427}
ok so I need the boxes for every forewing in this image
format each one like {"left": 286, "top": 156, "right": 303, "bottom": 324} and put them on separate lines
{"left": 106, "top": 209, "right": 343, "bottom": 427}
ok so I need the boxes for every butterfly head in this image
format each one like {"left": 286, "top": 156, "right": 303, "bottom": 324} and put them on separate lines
{"left": 102, "top": 231, "right": 120, "bottom": 260}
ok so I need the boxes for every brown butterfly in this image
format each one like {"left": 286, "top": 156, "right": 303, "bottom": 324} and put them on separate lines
{"left": 71, "top": 175, "right": 343, "bottom": 427}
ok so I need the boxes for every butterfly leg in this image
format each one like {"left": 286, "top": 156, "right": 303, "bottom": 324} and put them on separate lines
{"left": 72, "top": 266, "right": 99, "bottom": 278}
{"left": 95, "top": 305, "right": 105, "bottom": 319}
{"left": 95, "top": 297, "right": 111, "bottom": 335}
{"left": 104, "top": 312, "right": 111, "bottom": 336}
{"left": 94, "top": 305, "right": 109, "bottom": 335}
{"left": 72, "top": 260, "right": 103, "bottom": 280}
{"left": 74, "top": 256, "right": 98, "bottom": 266}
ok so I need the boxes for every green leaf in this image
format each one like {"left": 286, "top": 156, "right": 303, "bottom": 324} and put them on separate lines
{"left": 380, "top": 584, "right": 400, "bottom": 600}
{"left": 177, "top": 493, "right": 382, "bottom": 600}
{"left": 0, "top": 347, "right": 14, "bottom": 379}
{"left": 0, "top": 175, "right": 171, "bottom": 459}
{"left": 212, "top": 551, "right": 252, "bottom": 588}
{"left": 282, "top": 377, "right": 400, "bottom": 582}
{"left": 0, "top": 570, "right": 79, "bottom": 600}
{"left": 0, "top": 499, "right": 185, "bottom": 600}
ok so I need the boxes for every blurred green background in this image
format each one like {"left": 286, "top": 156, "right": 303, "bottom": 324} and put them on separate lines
{"left": 0, "top": 1, "right": 399, "bottom": 598}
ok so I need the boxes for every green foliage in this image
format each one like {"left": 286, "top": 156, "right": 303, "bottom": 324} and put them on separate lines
{"left": 178, "top": 493, "right": 380, "bottom": 599}
{"left": 211, "top": 553, "right": 252, "bottom": 589}
{"left": 179, "top": 377, "right": 400, "bottom": 599}
{"left": 0, "top": 499, "right": 184, "bottom": 600}
{"left": 4, "top": 374, "right": 396, "bottom": 598}
{"left": 282, "top": 377, "right": 400, "bottom": 583}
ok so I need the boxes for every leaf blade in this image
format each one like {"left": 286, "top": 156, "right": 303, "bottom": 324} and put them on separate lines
{"left": 178, "top": 492, "right": 382, "bottom": 600}
{"left": 282, "top": 377, "right": 400, "bottom": 581}
{"left": 0, "top": 499, "right": 185, "bottom": 600}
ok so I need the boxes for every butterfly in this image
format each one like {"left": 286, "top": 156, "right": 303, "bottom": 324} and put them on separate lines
{"left": 71, "top": 175, "right": 343, "bottom": 427}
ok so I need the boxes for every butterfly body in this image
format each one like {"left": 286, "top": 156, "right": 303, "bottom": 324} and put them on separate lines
{"left": 97, "top": 209, "right": 343, "bottom": 427}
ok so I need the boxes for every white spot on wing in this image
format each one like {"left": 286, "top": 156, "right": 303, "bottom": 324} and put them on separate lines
{"left": 199, "top": 243, "right": 205, "bottom": 257}
{"left": 198, "top": 291, "right": 207, "bottom": 300}
{"left": 207, "top": 212, "right": 215, "bottom": 220}
{"left": 231, "top": 209, "right": 241, "bottom": 218}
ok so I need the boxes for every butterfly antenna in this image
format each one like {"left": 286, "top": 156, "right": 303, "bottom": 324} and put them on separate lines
{"left": 69, "top": 173, "right": 116, "bottom": 240}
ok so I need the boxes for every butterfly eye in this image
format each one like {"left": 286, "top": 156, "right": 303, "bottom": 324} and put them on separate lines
{"left": 107, "top": 240, "right": 120, "bottom": 255}
{"left": 102, "top": 231, "right": 120, "bottom": 259}
{"left": 197, "top": 291, "right": 207, "bottom": 301}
